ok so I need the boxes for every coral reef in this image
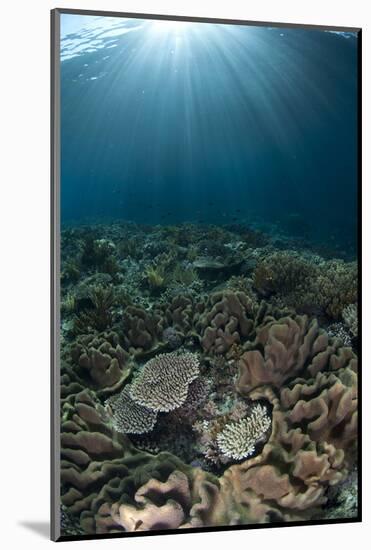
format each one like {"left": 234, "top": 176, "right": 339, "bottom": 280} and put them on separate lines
{"left": 105, "top": 386, "right": 158, "bottom": 434}
{"left": 130, "top": 352, "right": 200, "bottom": 412}
{"left": 198, "top": 291, "right": 257, "bottom": 354}
{"left": 253, "top": 251, "right": 316, "bottom": 298}
{"left": 216, "top": 404, "right": 271, "bottom": 461}
{"left": 231, "top": 315, "right": 358, "bottom": 521}
{"left": 253, "top": 253, "right": 357, "bottom": 321}
{"left": 60, "top": 222, "right": 359, "bottom": 535}
{"left": 70, "top": 332, "right": 130, "bottom": 392}
{"left": 237, "top": 315, "right": 357, "bottom": 392}
{"left": 343, "top": 303, "right": 358, "bottom": 337}
{"left": 122, "top": 306, "right": 163, "bottom": 354}
{"left": 316, "top": 261, "right": 357, "bottom": 320}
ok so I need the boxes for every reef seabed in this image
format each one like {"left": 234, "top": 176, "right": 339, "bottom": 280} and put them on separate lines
{"left": 60, "top": 222, "right": 358, "bottom": 535}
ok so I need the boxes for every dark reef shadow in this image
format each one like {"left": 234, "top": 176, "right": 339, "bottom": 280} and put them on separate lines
{"left": 18, "top": 521, "right": 49, "bottom": 539}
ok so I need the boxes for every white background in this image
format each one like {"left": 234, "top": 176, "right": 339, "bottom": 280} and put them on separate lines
{"left": 0, "top": 0, "right": 368, "bottom": 547}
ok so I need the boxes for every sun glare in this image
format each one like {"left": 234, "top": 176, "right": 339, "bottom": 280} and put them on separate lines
{"left": 150, "top": 20, "right": 192, "bottom": 35}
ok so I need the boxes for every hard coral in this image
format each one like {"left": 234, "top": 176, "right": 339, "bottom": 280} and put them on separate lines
{"left": 342, "top": 303, "right": 358, "bottom": 337}
{"left": 130, "top": 352, "right": 200, "bottom": 412}
{"left": 217, "top": 404, "right": 271, "bottom": 461}
{"left": 253, "top": 251, "right": 316, "bottom": 297}
{"left": 252, "top": 254, "right": 357, "bottom": 322}
{"left": 317, "top": 260, "right": 357, "bottom": 320}
{"left": 105, "top": 386, "right": 158, "bottom": 435}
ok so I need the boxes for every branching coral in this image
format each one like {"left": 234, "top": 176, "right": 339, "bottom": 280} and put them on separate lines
{"left": 252, "top": 253, "right": 357, "bottom": 321}
{"left": 253, "top": 251, "right": 316, "bottom": 297}
{"left": 316, "top": 261, "right": 357, "bottom": 320}
{"left": 105, "top": 386, "right": 158, "bottom": 435}
{"left": 217, "top": 404, "right": 271, "bottom": 461}
{"left": 170, "top": 377, "right": 209, "bottom": 424}
{"left": 130, "top": 352, "right": 200, "bottom": 412}
{"left": 342, "top": 303, "right": 358, "bottom": 337}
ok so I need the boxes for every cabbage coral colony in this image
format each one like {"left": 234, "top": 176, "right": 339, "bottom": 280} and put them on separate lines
{"left": 60, "top": 223, "right": 358, "bottom": 535}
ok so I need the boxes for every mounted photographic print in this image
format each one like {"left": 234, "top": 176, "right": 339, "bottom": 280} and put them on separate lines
{"left": 51, "top": 8, "right": 361, "bottom": 542}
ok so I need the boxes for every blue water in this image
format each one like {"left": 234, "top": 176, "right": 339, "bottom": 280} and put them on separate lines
{"left": 60, "top": 16, "right": 358, "bottom": 255}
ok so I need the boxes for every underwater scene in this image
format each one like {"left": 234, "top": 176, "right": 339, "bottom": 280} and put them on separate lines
{"left": 58, "top": 14, "right": 359, "bottom": 537}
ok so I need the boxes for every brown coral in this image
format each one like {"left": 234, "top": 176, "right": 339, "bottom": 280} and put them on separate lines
{"left": 227, "top": 315, "right": 358, "bottom": 522}
{"left": 70, "top": 331, "right": 130, "bottom": 392}
{"left": 198, "top": 291, "right": 256, "bottom": 354}
{"left": 237, "top": 315, "right": 343, "bottom": 392}
{"left": 110, "top": 471, "right": 192, "bottom": 531}
{"left": 280, "top": 366, "right": 357, "bottom": 448}
{"left": 61, "top": 388, "right": 132, "bottom": 516}
{"left": 62, "top": 315, "right": 358, "bottom": 532}
{"left": 219, "top": 386, "right": 350, "bottom": 521}
{"left": 122, "top": 305, "right": 163, "bottom": 354}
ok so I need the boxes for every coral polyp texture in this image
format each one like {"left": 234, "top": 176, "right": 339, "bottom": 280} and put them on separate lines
{"left": 216, "top": 404, "right": 271, "bottom": 460}
{"left": 105, "top": 386, "right": 158, "bottom": 434}
{"left": 130, "top": 352, "right": 200, "bottom": 412}
{"left": 60, "top": 219, "right": 359, "bottom": 536}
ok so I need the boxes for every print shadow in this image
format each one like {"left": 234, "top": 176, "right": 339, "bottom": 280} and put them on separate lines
{"left": 18, "top": 521, "right": 49, "bottom": 539}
